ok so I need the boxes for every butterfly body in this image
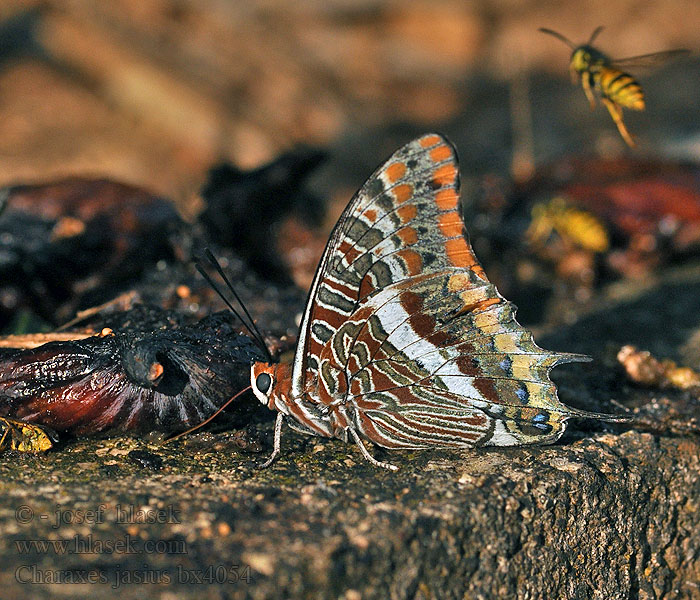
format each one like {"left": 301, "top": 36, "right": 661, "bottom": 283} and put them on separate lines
{"left": 251, "top": 134, "right": 626, "bottom": 468}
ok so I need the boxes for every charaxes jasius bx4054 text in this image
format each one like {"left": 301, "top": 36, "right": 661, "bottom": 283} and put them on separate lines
{"left": 250, "top": 133, "right": 626, "bottom": 470}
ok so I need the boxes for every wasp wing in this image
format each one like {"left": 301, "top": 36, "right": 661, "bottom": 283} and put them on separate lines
{"left": 611, "top": 49, "right": 690, "bottom": 69}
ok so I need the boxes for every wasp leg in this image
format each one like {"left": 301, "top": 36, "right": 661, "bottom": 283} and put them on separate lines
{"left": 0, "top": 421, "right": 10, "bottom": 449}
{"left": 602, "top": 98, "right": 636, "bottom": 146}
{"left": 348, "top": 428, "right": 398, "bottom": 471}
{"left": 261, "top": 412, "right": 284, "bottom": 468}
{"left": 581, "top": 73, "right": 597, "bottom": 109}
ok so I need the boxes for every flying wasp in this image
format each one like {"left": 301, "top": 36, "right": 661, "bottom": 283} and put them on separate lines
{"left": 539, "top": 26, "right": 689, "bottom": 146}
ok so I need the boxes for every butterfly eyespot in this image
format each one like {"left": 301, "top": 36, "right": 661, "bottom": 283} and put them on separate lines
{"left": 256, "top": 372, "right": 272, "bottom": 394}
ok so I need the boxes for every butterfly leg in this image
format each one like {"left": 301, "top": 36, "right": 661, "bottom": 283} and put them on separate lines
{"left": 348, "top": 428, "right": 398, "bottom": 471}
{"left": 602, "top": 98, "right": 636, "bottom": 146}
{"left": 261, "top": 412, "right": 284, "bottom": 468}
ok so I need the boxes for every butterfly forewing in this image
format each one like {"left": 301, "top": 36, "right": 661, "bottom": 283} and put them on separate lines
{"left": 291, "top": 133, "right": 588, "bottom": 449}
{"left": 292, "top": 134, "right": 466, "bottom": 394}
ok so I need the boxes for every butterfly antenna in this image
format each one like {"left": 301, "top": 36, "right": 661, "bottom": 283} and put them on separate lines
{"left": 588, "top": 26, "right": 605, "bottom": 45}
{"left": 195, "top": 254, "right": 272, "bottom": 362}
{"left": 195, "top": 259, "right": 271, "bottom": 361}
{"left": 164, "top": 386, "right": 253, "bottom": 444}
{"left": 203, "top": 250, "right": 272, "bottom": 361}
{"left": 538, "top": 28, "right": 576, "bottom": 49}
{"left": 194, "top": 260, "right": 248, "bottom": 329}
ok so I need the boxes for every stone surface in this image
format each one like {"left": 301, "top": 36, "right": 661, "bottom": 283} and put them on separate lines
{"left": 1, "top": 265, "right": 699, "bottom": 600}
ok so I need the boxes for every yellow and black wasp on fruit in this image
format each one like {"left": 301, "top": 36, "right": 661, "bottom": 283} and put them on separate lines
{"left": 539, "top": 26, "right": 689, "bottom": 146}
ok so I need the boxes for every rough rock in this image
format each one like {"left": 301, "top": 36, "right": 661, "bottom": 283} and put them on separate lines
{"left": 1, "top": 265, "right": 699, "bottom": 600}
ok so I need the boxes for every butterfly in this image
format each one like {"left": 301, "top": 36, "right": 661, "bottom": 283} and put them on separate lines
{"left": 249, "top": 133, "right": 627, "bottom": 470}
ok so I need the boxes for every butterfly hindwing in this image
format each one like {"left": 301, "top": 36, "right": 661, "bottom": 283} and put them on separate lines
{"left": 339, "top": 272, "right": 580, "bottom": 448}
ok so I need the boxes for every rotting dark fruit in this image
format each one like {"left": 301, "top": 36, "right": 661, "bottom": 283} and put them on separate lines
{"left": 0, "top": 178, "right": 184, "bottom": 328}
{"left": 0, "top": 310, "right": 265, "bottom": 436}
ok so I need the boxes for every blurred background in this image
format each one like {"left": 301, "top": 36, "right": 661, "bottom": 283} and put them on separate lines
{"left": 1, "top": 0, "right": 699, "bottom": 329}
{"left": 1, "top": 0, "right": 698, "bottom": 198}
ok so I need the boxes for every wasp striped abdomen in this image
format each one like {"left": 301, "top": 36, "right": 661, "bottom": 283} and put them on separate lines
{"left": 596, "top": 68, "right": 644, "bottom": 111}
